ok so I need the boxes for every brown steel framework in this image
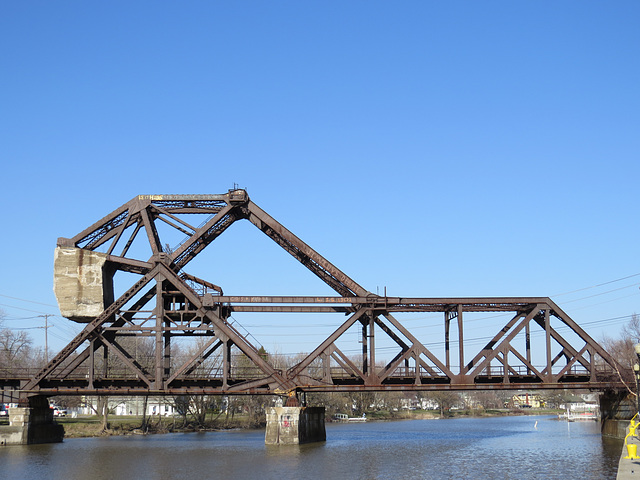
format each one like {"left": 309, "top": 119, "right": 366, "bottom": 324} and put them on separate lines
{"left": 19, "top": 190, "right": 625, "bottom": 397}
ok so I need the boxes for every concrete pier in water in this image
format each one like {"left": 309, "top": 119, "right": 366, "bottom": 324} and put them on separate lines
{"left": 265, "top": 406, "right": 326, "bottom": 445}
{"left": 0, "top": 396, "right": 64, "bottom": 446}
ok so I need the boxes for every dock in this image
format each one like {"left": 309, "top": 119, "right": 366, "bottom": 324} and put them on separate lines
{"left": 617, "top": 428, "right": 640, "bottom": 479}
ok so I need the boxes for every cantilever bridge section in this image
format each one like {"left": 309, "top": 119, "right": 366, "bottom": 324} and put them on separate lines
{"left": 12, "top": 190, "right": 626, "bottom": 399}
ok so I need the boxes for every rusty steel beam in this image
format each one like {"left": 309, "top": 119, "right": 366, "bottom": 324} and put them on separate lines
{"left": 22, "top": 378, "right": 625, "bottom": 397}
{"left": 243, "top": 200, "right": 369, "bottom": 297}
{"left": 214, "top": 295, "right": 558, "bottom": 314}
{"left": 171, "top": 205, "right": 238, "bottom": 270}
{"left": 214, "top": 295, "right": 552, "bottom": 305}
{"left": 231, "top": 306, "right": 350, "bottom": 313}
{"left": 67, "top": 203, "right": 132, "bottom": 250}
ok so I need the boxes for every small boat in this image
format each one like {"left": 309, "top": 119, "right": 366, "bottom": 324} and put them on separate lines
{"left": 348, "top": 415, "right": 367, "bottom": 423}
{"left": 333, "top": 413, "right": 367, "bottom": 422}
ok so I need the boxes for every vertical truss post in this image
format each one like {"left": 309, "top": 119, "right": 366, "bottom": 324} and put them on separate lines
{"left": 545, "top": 308, "right": 552, "bottom": 381}
{"left": 102, "top": 343, "right": 108, "bottom": 378}
{"left": 155, "top": 278, "right": 164, "bottom": 388}
{"left": 445, "top": 310, "right": 451, "bottom": 371}
{"left": 362, "top": 319, "right": 368, "bottom": 377}
{"left": 457, "top": 304, "right": 464, "bottom": 375}
{"left": 223, "top": 340, "right": 231, "bottom": 389}
{"left": 445, "top": 306, "right": 464, "bottom": 375}
{"left": 502, "top": 348, "right": 509, "bottom": 383}
{"left": 164, "top": 316, "right": 171, "bottom": 378}
{"left": 525, "top": 322, "right": 531, "bottom": 375}
{"left": 322, "top": 352, "right": 331, "bottom": 384}
{"left": 88, "top": 339, "right": 95, "bottom": 389}
{"left": 369, "top": 314, "right": 376, "bottom": 382}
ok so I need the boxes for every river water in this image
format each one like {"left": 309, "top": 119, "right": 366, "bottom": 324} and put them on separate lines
{"left": 0, "top": 415, "right": 622, "bottom": 479}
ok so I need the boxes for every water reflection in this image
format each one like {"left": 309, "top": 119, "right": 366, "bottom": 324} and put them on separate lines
{"left": 0, "top": 416, "right": 622, "bottom": 480}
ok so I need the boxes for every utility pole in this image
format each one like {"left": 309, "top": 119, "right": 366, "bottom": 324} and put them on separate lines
{"left": 38, "top": 314, "right": 52, "bottom": 364}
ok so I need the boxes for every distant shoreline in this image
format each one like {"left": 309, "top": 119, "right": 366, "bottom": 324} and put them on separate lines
{"left": 53, "top": 408, "right": 564, "bottom": 439}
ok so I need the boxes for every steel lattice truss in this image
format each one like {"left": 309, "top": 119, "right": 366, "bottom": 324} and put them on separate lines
{"left": 22, "top": 190, "right": 625, "bottom": 396}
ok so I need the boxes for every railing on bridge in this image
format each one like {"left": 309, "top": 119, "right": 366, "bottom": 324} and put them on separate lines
{"left": 0, "top": 368, "right": 42, "bottom": 380}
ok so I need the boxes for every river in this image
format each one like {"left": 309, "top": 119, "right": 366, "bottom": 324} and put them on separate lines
{"left": 0, "top": 415, "right": 622, "bottom": 479}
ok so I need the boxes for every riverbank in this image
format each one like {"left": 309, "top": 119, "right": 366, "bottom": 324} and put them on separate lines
{"left": 360, "top": 407, "right": 564, "bottom": 423}
{"left": 45, "top": 407, "right": 564, "bottom": 438}
{"left": 54, "top": 414, "right": 266, "bottom": 438}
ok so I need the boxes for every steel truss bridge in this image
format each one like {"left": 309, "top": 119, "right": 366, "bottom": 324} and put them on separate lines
{"left": 8, "top": 190, "right": 626, "bottom": 399}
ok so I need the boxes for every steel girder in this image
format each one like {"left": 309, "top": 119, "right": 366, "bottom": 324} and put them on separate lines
{"left": 22, "top": 190, "right": 626, "bottom": 397}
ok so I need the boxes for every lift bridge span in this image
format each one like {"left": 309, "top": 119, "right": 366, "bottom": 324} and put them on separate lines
{"left": 12, "top": 190, "right": 626, "bottom": 400}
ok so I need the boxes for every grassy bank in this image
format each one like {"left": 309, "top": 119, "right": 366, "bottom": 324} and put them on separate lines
{"left": 58, "top": 414, "right": 265, "bottom": 438}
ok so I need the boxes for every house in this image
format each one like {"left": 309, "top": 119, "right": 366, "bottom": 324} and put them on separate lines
{"left": 81, "top": 396, "right": 176, "bottom": 416}
{"left": 511, "top": 393, "right": 544, "bottom": 408}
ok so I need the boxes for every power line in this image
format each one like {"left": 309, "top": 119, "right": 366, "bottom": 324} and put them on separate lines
{"left": 552, "top": 272, "right": 640, "bottom": 297}
{"left": 0, "top": 293, "right": 57, "bottom": 308}
{"left": 560, "top": 283, "right": 640, "bottom": 304}
{"left": 0, "top": 303, "right": 56, "bottom": 315}
{"left": 564, "top": 292, "right": 640, "bottom": 313}
{"left": 1, "top": 315, "right": 43, "bottom": 321}
{"left": 48, "top": 331, "right": 71, "bottom": 342}
{"left": 51, "top": 322, "right": 82, "bottom": 339}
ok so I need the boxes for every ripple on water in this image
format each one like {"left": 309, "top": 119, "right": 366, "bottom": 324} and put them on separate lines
{"left": 0, "top": 416, "right": 621, "bottom": 480}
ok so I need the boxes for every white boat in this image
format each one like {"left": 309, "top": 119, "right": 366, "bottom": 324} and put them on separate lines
{"left": 333, "top": 413, "right": 367, "bottom": 422}
{"left": 347, "top": 416, "right": 367, "bottom": 422}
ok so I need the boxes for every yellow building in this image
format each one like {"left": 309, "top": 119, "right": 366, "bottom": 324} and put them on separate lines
{"left": 511, "top": 393, "right": 544, "bottom": 409}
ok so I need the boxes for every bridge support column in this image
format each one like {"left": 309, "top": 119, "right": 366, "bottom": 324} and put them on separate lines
{"left": 0, "top": 396, "right": 64, "bottom": 446}
{"left": 600, "top": 390, "right": 636, "bottom": 439}
{"left": 265, "top": 406, "right": 326, "bottom": 445}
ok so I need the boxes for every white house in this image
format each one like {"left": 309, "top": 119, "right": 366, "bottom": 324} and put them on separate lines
{"left": 81, "top": 396, "right": 176, "bottom": 416}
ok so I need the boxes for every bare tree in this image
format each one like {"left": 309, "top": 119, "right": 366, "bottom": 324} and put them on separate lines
{"left": 426, "top": 391, "right": 461, "bottom": 417}
{"left": 601, "top": 314, "right": 640, "bottom": 370}
{"left": 306, "top": 392, "right": 351, "bottom": 416}
{"left": 0, "top": 311, "right": 35, "bottom": 374}
{"left": 167, "top": 338, "right": 224, "bottom": 427}
{"left": 466, "top": 391, "right": 510, "bottom": 410}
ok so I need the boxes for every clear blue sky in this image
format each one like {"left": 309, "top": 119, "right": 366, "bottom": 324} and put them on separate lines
{"left": 1, "top": 2, "right": 639, "bottom": 362}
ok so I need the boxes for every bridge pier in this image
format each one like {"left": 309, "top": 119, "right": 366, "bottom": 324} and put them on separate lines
{"left": 265, "top": 406, "right": 326, "bottom": 445}
{"left": 600, "top": 390, "right": 636, "bottom": 439}
{"left": 0, "top": 396, "right": 64, "bottom": 446}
